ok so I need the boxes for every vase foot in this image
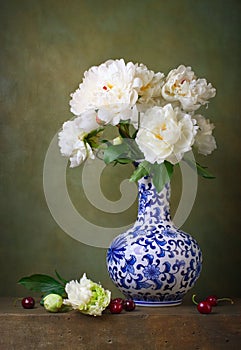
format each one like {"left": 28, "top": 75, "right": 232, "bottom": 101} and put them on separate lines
{"left": 133, "top": 300, "right": 182, "bottom": 307}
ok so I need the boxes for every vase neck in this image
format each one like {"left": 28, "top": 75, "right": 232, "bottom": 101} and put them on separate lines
{"left": 137, "top": 176, "right": 171, "bottom": 224}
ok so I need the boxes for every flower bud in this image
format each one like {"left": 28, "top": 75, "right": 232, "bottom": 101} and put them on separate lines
{"left": 43, "top": 294, "right": 63, "bottom": 312}
{"left": 112, "top": 136, "right": 122, "bottom": 145}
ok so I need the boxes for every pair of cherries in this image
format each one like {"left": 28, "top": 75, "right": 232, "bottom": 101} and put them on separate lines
{"left": 108, "top": 297, "right": 136, "bottom": 314}
{"left": 192, "top": 294, "right": 234, "bottom": 314}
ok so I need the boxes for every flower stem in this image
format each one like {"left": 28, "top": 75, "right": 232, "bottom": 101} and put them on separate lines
{"left": 138, "top": 111, "right": 140, "bottom": 130}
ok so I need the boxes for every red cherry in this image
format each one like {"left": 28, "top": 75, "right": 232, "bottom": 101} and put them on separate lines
{"left": 123, "top": 299, "right": 136, "bottom": 311}
{"left": 108, "top": 298, "right": 124, "bottom": 313}
{"left": 205, "top": 295, "right": 218, "bottom": 306}
{"left": 197, "top": 301, "right": 212, "bottom": 314}
{"left": 192, "top": 294, "right": 212, "bottom": 314}
{"left": 21, "top": 296, "right": 35, "bottom": 309}
{"left": 111, "top": 298, "right": 124, "bottom": 305}
{"left": 109, "top": 301, "right": 123, "bottom": 314}
{"left": 205, "top": 295, "right": 234, "bottom": 306}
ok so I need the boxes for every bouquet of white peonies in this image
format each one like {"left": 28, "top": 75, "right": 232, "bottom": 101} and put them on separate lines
{"left": 58, "top": 59, "right": 217, "bottom": 191}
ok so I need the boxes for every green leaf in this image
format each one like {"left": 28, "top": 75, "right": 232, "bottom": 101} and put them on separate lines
{"left": 18, "top": 274, "right": 66, "bottom": 297}
{"left": 131, "top": 129, "right": 138, "bottom": 139}
{"left": 118, "top": 123, "right": 130, "bottom": 138}
{"left": 118, "top": 120, "right": 130, "bottom": 125}
{"left": 129, "top": 161, "right": 152, "bottom": 183}
{"left": 183, "top": 157, "right": 215, "bottom": 179}
{"left": 114, "top": 158, "right": 133, "bottom": 164}
{"left": 103, "top": 143, "right": 129, "bottom": 164}
{"left": 86, "top": 127, "right": 104, "bottom": 139}
{"left": 196, "top": 163, "right": 215, "bottom": 179}
{"left": 85, "top": 127, "right": 104, "bottom": 148}
{"left": 55, "top": 270, "right": 68, "bottom": 285}
{"left": 151, "top": 161, "right": 174, "bottom": 192}
{"left": 127, "top": 140, "right": 144, "bottom": 160}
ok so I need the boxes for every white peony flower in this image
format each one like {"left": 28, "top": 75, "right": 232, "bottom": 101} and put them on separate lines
{"left": 194, "top": 114, "right": 217, "bottom": 155}
{"left": 70, "top": 59, "right": 139, "bottom": 125}
{"left": 161, "top": 65, "right": 216, "bottom": 111}
{"left": 134, "top": 64, "right": 165, "bottom": 105}
{"left": 63, "top": 274, "right": 93, "bottom": 310}
{"left": 136, "top": 104, "right": 198, "bottom": 164}
{"left": 58, "top": 113, "right": 97, "bottom": 167}
{"left": 63, "top": 273, "right": 111, "bottom": 316}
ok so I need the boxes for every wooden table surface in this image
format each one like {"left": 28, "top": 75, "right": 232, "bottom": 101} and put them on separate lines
{"left": 0, "top": 297, "right": 240, "bottom": 349}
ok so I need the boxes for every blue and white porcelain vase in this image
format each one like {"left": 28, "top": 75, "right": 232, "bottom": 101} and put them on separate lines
{"left": 106, "top": 175, "right": 202, "bottom": 306}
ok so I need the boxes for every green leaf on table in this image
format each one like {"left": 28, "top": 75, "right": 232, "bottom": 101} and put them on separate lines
{"left": 18, "top": 274, "right": 66, "bottom": 297}
{"left": 55, "top": 270, "right": 68, "bottom": 285}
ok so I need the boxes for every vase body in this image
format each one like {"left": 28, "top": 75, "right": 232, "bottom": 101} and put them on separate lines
{"left": 106, "top": 176, "right": 202, "bottom": 306}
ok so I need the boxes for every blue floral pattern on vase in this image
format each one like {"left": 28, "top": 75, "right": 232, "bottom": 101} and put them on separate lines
{"left": 106, "top": 176, "right": 202, "bottom": 306}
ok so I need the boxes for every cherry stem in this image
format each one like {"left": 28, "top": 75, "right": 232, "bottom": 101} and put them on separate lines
{"left": 217, "top": 297, "right": 234, "bottom": 304}
{"left": 192, "top": 294, "right": 198, "bottom": 305}
{"left": 13, "top": 297, "right": 23, "bottom": 307}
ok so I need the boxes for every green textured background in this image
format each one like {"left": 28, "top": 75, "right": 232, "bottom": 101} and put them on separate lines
{"left": 1, "top": 0, "right": 241, "bottom": 299}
